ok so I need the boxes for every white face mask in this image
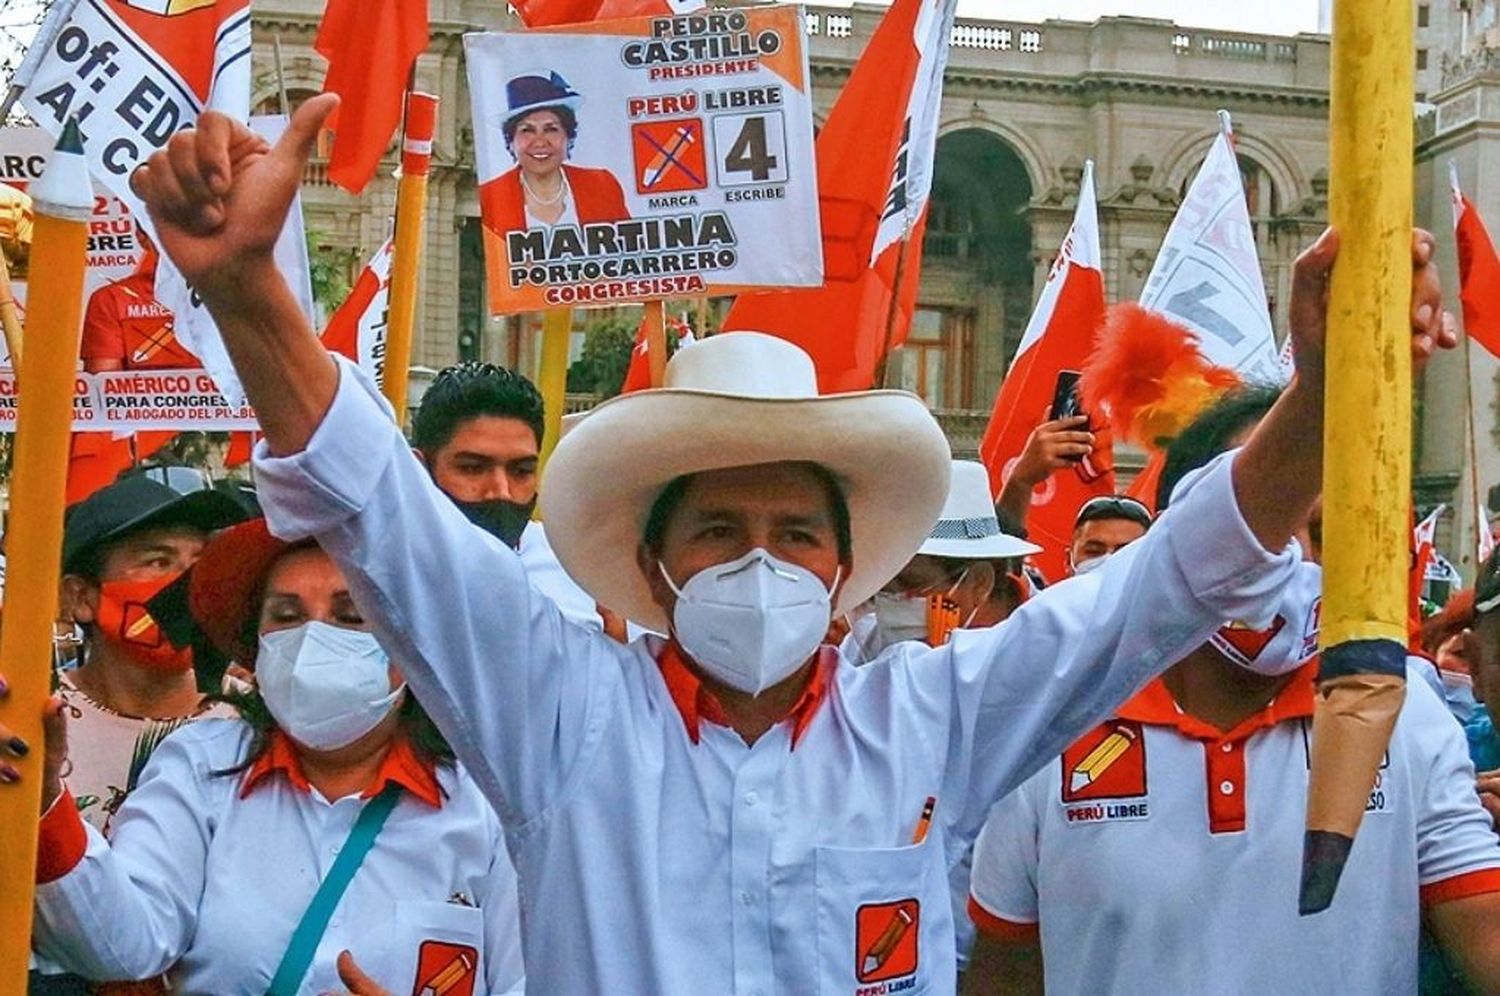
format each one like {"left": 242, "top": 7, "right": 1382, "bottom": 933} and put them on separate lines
{"left": 256, "top": 621, "right": 406, "bottom": 751}
{"left": 870, "top": 591, "right": 929, "bottom": 650}
{"left": 660, "top": 548, "right": 837, "bottom": 696}
{"left": 1209, "top": 561, "right": 1322, "bottom": 677}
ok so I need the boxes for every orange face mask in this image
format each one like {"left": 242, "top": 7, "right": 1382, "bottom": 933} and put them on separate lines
{"left": 94, "top": 575, "right": 193, "bottom": 673}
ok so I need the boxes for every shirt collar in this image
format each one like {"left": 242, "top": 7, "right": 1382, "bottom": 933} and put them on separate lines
{"left": 1116, "top": 659, "right": 1318, "bottom": 743}
{"left": 240, "top": 730, "right": 443, "bottom": 808}
{"left": 658, "top": 640, "right": 832, "bottom": 749}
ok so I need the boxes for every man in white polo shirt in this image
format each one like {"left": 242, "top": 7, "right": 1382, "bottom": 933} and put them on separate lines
{"left": 962, "top": 387, "right": 1500, "bottom": 996}
{"left": 114, "top": 98, "right": 1446, "bottom": 995}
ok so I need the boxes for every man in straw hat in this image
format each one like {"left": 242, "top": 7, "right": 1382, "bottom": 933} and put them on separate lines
{"left": 119, "top": 97, "right": 1446, "bottom": 994}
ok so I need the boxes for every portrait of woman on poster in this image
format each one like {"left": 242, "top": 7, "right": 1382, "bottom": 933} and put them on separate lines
{"left": 480, "top": 71, "right": 630, "bottom": 232}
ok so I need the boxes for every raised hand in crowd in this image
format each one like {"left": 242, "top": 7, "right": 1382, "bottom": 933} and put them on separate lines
{"left": 131, "top": 94, "right": 341, "bottom": 456}
{"left": 995, "top": 414, "right": 1095, "bottom": 530}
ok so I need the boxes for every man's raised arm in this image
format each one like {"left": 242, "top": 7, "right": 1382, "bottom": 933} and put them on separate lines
{"left": 131, "top": 95, "right": 340, "bottom": 455}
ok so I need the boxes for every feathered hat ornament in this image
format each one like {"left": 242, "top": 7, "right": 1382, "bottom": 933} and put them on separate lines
{"left": 1079, "top": 303, "right": 1242, "bottom": 451}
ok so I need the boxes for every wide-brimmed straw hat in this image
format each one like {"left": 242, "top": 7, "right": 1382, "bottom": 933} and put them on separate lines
{"left": 919, "top": 460, "right": 1040, "bottom": 560}
{"left": 541, "top": 333, "right": 952, "bottom": 632}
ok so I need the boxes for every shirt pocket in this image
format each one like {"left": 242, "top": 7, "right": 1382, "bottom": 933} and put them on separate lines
{"left": 380, "top": 900, "right": 487, "bottom": 996}
{"left": 814, "top": 841, "right": 938, "bottom": 996}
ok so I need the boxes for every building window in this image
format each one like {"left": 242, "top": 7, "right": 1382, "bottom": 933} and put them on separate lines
{"left": 1418, "top": 4, "right": 1430, "bottom": 28}
{"left": 889, "top": 308, "right": 976, "bottom": 409}
{"left": 1417, "top": 48, "right": 1429, "bottom": 70}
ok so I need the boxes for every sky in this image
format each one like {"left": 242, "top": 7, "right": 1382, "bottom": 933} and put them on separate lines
{"left": 950, "top": 0, "right": 1322, "bottom": 36}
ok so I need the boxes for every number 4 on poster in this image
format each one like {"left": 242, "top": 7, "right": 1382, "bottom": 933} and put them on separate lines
{"left": 715, "top": 112, "right": 788, "bottom": 186}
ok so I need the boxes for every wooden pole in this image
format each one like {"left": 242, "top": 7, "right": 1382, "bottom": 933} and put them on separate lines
{"left": 0, "top": 119, "right": 92, "bottom": 990}
{"left": 645, "top": 300, "right": 667, "bottom": 388}
{"left": 1301, "top": 0, "right": 1413, "bottom": 914}
{"left": 381, "top": 92, "right": 438, "bottom": 426}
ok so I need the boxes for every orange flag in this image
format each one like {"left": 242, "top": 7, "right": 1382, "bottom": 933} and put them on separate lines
{"left": 513, "top": 0, "right": 694, "bottom": 27}
{"left": 315, "top": 0, "right": 429, "bottom": 194}
{"left": 1451, "top": 163, "right": 1500, "bottom": 357}
{"left": 721, "top": 0, "right": 956, "bottom": 392}
{"left": 979, "top": 162, "right": 1113, "bottom": 580}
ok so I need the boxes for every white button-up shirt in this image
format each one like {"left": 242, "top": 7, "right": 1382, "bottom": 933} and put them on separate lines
{"left": 254, "top": 359, "right": 1296, "bottom": 995}
{"left": 32, "top": 718, "right": 524, "bottom": 995}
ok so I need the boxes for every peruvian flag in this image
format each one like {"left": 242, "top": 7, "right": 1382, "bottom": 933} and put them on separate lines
{"left": 721, "top": 0, "right": 958, "bottom": 392}
{"left": 979, "top": 161, "right": 1113, "bottom": 580}
{"left": 1140, "top": 112, "right": 1280, "bottom": 384}
{"left": 1451, "top": 163, "right": 1500, "bottom": 357}
{"left": 321, "top": 237, "right": 395, "bottom": 386}
{"left": 316, "top": 0, "right": 429, "bottom": 194}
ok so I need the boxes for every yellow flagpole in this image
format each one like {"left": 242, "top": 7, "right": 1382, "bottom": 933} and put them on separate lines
{"left": 0, "top": 119, "right": 92, "bottom": 988}
{"left": 536, "top": 308, "right": 572, "bottom": 477}
{"left": 1301, "top": 0, "right": 1413, "bottom": 914}
{"left": 380, "top": 91, "right": 438, "bottom": 426}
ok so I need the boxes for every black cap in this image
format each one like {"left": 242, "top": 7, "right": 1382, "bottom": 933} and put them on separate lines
{"left": 62, "top": 468, "right": 249, "bottom": 576}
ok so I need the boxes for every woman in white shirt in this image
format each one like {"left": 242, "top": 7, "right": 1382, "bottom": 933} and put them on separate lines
{"left": 24, "top": 518, "right": 524, "bottom": 995}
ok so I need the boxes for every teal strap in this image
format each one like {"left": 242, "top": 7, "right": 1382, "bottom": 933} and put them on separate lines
{"left": 266, "top": 783, "right": 403, "bottom": 995}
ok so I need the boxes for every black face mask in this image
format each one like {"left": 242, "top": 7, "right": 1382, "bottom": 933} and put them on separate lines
{"left": 454, "top": 497, "right": 536, "bottom": 550}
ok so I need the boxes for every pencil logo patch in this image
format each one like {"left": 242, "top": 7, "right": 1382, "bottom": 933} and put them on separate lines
{"left": 411, "top": 940, "right": 478, "bottom": 996}
{"left": 855, "top": 899, "right": 919, "bottom": 985}
{"left": 1060, "top": 721, "right": 1150, "bottom": 823}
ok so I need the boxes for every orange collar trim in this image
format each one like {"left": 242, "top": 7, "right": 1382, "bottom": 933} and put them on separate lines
{"left": 240, "top": 730, "right": 443, "bottom": 808}
{"left": 1116, "top": 659, "right": 1318, "bottom": 743}
{"left": 658, "top": 640, "right": 832, "bottom": 749}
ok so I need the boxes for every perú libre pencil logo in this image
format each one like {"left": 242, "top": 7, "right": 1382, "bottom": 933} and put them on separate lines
{"left": 1060, "top": 720, "right": 1147, "bottom": 803}
{"left": 854, "top": 899, "right": 919, "bottom": 984}
{"left": 122, "top": 0, "right": 218, "bottom": 16}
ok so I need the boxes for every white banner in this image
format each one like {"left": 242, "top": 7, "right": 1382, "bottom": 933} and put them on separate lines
{"left": 1139, "top": 114, "right": 1279, "bottom": 383}
{"left": 466, "top": 5, "right": 822, "bottom": 313}
{"left": 0, "top": 368, "right": 257, "bottom": 431}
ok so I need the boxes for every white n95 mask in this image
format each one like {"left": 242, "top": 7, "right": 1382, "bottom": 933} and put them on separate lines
{"left": 661, "top": 548, "right": 836, "bottom": 696}
{"left": 1209, "top": 561, "right": 1322, "bottom": 677}
{"left": 256, "top": 621, "right": 405, "bottom": 751}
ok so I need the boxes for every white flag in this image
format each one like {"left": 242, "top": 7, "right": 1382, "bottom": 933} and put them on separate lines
{"left": 1140, "top": 111, "right": 1279, "bottom": 382}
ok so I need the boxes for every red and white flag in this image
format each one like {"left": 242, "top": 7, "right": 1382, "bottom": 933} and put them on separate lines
{"left": 1450, "top": 162, "right": 1500, "bottom": 357}
{"left": 978, "top": 161, "right": 1114, "bottom": 580}
{"left": 1480, "top": 509, "right": 1496, "bottom": 566}
{"left": 1140, "top": 111, "right": 1279, "bottom": 383}
{"left": 620, "top": 314, "right": 695, "bottom": 395}
{"left": 321, "top": 237, "right": 395, "bottom": 386}
{"left": 721, "top": 0, "right": 957, "bottom": 392}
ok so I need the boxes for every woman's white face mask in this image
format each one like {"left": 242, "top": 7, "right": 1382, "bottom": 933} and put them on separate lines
{"left": 661, "top": 548, "right": 837, "bottom": 696}
{"left": 256, "top": 621, "right": 405, "bottom": 751}
{"left": 855, "top": 567, "right": 975, "bottom": 661}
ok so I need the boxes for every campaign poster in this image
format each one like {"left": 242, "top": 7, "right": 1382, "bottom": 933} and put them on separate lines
{"left": 465, "top": 4, "right": 823, "bottom": 314}
{"left": 0, "top": 126, "right": 142, "bottom": 368}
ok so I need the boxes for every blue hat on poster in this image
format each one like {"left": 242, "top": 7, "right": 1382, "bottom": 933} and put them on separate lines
{"left": 504, "top": 71, "right": 583, "bottom": 126}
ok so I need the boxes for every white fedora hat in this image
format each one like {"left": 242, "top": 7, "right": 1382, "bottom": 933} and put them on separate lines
{"left": 541, "top": 333, "right": 952, "bottom": 632}
{"left": 919, "top": 461, "right": 1041, "bottom": 560}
